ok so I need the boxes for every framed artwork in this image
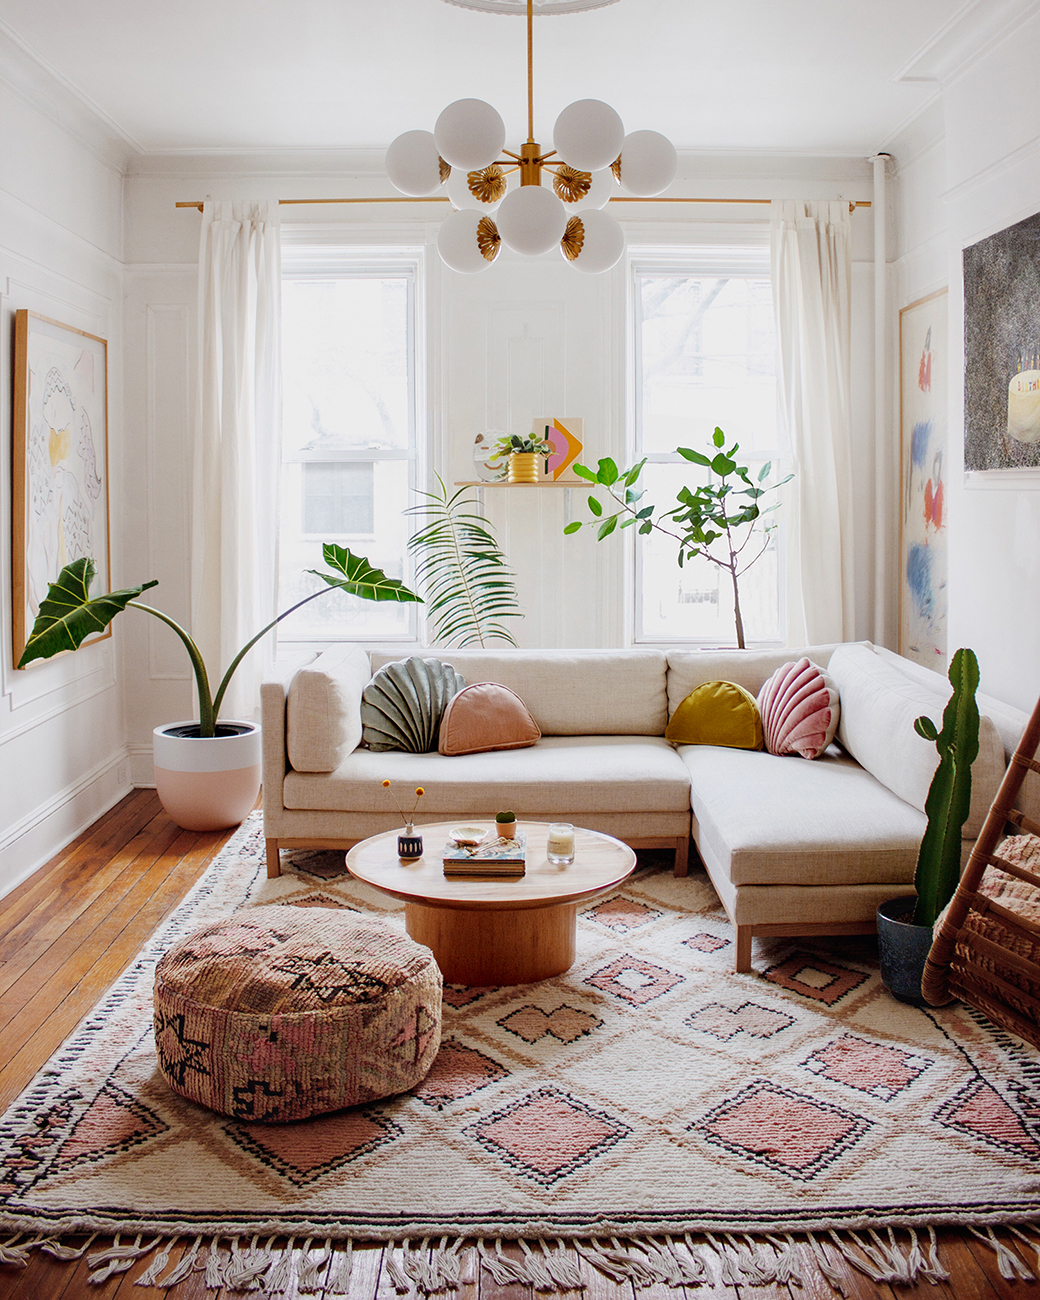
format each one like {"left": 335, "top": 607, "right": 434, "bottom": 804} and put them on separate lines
{"left": 899, "top": 289, "right": 948, "bottom": 670}
{"left": 12, "top": 310, "right": 110, "bottom": 664}
{"left": 963, "top": 208, "right": 1040, "bottom": 475}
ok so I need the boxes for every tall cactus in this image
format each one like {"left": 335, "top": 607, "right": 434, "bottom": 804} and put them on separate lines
{"left": 912, "top": 647, "right": 981, "bottom": 927}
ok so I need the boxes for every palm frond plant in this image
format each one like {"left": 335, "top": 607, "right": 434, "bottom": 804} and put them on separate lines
{"left": 406, "top": 476, "right": 522, "bottom": 648}
{"left": 18, "top": 544, "right": 422, "bottom": 735}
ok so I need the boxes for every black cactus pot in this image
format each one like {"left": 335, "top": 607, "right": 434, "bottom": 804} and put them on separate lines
{"left": 876, "top": 896, "right": 934, "bottom": 1005}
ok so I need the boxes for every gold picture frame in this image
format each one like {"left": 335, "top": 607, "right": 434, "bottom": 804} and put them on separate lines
{"left": 12, "top": 310, "right": 111, "bottom": 665}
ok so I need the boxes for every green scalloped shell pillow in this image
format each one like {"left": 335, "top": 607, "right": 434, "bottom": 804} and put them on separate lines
{"left": 664, "top": 680, "right": 764, "bottom": 750}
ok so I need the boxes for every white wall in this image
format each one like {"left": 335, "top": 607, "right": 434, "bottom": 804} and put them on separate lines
{"left": 120, "top": 152, "right": 880, "bottom": 780}
{"left": 892, "top": 2, "right": 1040, "bottom": 711}
{"left": 0, "top": 33, "right": 132, "bottom": 893}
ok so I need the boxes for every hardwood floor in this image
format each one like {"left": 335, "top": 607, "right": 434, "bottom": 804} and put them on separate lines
{"left": 0, "top": 792, "right": 1033, "bottom": 1300}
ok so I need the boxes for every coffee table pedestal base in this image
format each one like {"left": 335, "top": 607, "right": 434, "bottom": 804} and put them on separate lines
{"left": 405, "top": 901, "right": 577, "bottom": 985}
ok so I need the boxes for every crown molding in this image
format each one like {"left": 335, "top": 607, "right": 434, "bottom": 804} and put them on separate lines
{"left": 0, "top": 19, "right": 138, "bottom": 171}
{"left": 894, "top": 0, "right": 1040, "bottom": 86}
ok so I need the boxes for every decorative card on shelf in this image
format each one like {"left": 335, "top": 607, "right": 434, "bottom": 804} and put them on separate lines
{"left": 533, "top": 417, "right": 583, "bottom": 482}
{"left": 443, "top": 831, "right": 527, "bottom": 876}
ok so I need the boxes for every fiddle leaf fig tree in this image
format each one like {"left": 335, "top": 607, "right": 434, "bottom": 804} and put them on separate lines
{"left": 564, "top": 427, "right": 792, "bottom": 649}
{"left": 18, "top": 544, "right": 422, "bottom": 737}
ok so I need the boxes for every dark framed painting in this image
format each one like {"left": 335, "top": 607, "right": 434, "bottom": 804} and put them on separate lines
{"left": 12, "top": 310, "right": 110, "bottom": 665}
{"left": 963, "top": 209, "right": 1040, "bottom": 475}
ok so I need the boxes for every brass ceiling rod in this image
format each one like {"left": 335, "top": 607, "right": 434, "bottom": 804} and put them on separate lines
{"left": 175, "top": 197, "right": 871, "bottom": 212}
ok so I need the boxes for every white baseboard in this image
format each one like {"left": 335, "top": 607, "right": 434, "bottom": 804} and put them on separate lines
{"left": 0, "top": 749, "right": 135, "bottom": 902}
{"left": 128, "top": 742, "right": 156, "bottom": 788}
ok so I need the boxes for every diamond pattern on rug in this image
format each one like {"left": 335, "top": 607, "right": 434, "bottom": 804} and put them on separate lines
{"left": 498, "top": 1004, "right": 603, "bottom": 1045}
{"left": 267, "top": 891, "right": 358, "bottom": 910}
{"left": 443, "top": 986, "right": 495, "bottom": 1009}
{"left": 693, "top": 1080, "right": 872, "bottom": 1181}
{"left": 465, "top": 1086, "right": 630, "bottom": 1185}
{"left": 684, "top": 932, "right": 729, "bottom": 953}
{"left": 802, "top": 1034, "right": 932, "bottom": 1101}
{"left": 52, "top": 1085, "right": 168, "bottom": 1172}
{"left": 687, "top": 1001, "right": 795, "bottom": 1042}
{"left": 224, "top": 1109, "right": 402, "bottom": 1188}
{"left": 933, "top": 1079, "right": 1040, "bottom": 1158}
{"left": 764, "top": 952, "right": 869, "bottom": 1005}
{"left": 583, "top": 895, "right": 661, "bottom": 932}
{"left": 585, "top": 955, "right": 684, "bottom": 1006}
{"left": 413, "top": 1038, "right": 509, "bottom": 1108}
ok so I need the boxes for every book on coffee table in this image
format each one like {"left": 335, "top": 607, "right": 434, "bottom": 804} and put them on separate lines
{"left": 443, "top": 831, "right": 526, "bottom": 877}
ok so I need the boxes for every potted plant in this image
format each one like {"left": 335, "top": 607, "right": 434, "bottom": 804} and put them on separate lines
{"left": 562, "top": 427, "right": 791, "bottom": 648}
{"left": 877, "top": 647, "right": 981, "bottom": 1003}
{"left": 489, "top": 432, "right": 554, "bottom": 484}
{"left": 495, "top": 810, "right": 518, "bottom": 839}
{"left": 18, "top": 545, "right": 421, "bottom": 831}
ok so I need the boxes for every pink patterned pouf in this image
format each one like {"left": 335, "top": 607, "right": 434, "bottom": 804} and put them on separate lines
{"left": 153, "top": 905, "right": 442, "bottom": 1122}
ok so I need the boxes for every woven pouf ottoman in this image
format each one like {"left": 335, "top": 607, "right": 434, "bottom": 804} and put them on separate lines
{"left": 153, "top": 905, "right": 442, "bottom": 1122}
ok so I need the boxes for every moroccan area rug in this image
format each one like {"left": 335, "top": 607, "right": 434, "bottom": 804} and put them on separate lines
{"left": 1, "top": 812, "right": 1039, "bottom": 1294}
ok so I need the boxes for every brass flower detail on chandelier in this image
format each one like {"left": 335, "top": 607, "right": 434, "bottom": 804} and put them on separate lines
{"left": 467, "top": 165, "right": 508, "bottom": 204}
{"left": 561, "top": 216, "right": 586, "bottom": 261}
{"left": 477, "top": 216, "right": 502, "bottom": 262}
{"left": 553, "top": 166, "right": 593, "bottom": 204}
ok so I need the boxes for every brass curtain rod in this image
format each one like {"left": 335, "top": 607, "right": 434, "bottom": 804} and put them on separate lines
{"left": 175, "top": 197, "right": 870, "bottom": 212}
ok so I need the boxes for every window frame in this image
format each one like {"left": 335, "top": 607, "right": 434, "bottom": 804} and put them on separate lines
{"left": 277, "top": 238, "right": 426, "bottom": 648}
{"left": 627, "top": 241, "right": 787, "bottom": 648}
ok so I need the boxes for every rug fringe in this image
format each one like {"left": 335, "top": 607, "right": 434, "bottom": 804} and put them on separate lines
{"left": 2, "top": 1224, "right": 1038, "bottom": 1294}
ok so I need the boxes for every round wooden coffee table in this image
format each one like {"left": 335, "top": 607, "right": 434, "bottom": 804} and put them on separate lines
{"left": 345, "top": 821, "right": 637, "bottom": 985}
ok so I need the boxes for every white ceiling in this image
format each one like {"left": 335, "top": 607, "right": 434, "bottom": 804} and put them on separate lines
{"left": 0, "top": 0, "right": 968, "bottom": 157}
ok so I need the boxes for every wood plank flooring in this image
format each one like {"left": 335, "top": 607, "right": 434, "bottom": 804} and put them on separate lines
{"left": 0, "top": 792, "right": 1034, "bottom": 1299}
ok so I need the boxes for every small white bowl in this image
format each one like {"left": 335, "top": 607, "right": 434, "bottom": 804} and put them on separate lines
{"left": 448, "top": 825, "right": 488, "bottom": 847}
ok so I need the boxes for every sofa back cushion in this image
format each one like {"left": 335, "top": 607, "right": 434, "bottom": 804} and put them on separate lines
{"left": 287, "top": 643, "right": 372, "bottom": 772}
{"left": 666, "top": 645, "right": 846, "bottom": 718}
{"left": 369, "top": 649, "right": 668, "bottom": 736}
{"left": 828, "top": 643, "right": 1005, "bottom": 837}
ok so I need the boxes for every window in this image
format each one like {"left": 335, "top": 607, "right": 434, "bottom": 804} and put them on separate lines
{"left": 631, "top": 247, "right": 784, "bottom": 645}
{"left": 278, "top": 245, "right": 422, "bottom": 642}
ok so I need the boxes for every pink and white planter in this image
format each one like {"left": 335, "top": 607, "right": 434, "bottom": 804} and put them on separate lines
{"left": 153, "top": 721, "right": 262, "bottom": 832}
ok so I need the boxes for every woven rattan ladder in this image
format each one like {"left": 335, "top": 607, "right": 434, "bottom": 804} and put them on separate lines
{"left": 922, "top": 691, "right": 1040, "bottom": 1047}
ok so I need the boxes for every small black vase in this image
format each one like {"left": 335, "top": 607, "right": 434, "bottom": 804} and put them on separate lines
{"left": 877, "top": 896, "right": 934, "bottom": 1005}
{"left": 398, "top": 829, "right": 423, "bottom": 860}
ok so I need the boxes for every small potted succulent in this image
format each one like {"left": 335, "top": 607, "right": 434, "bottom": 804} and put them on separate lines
{"left": 489, "top": 432, "right": 554, "bottom": 484}
{"left": 495, "top": 810, "right": 518, "bottom": 839}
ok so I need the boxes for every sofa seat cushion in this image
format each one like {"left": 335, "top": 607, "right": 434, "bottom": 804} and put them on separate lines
{"left": 284, "top": 735, "right": 691, "bottom": 815}
{"left": 369, "top": 649, "right": 668, "bottom": 737}
{"left": 679, "top": 744, "right": 928, "bottom": 888}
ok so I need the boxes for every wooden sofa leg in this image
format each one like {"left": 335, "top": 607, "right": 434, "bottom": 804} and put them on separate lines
{"left": 266, "top": 839, "right": 281, "bottom": 879}
{"left": 673, "top": 837, "right": 689, "bottom": 878}
{"left": 734, "top": 926, "right": 753, "bottom": 974}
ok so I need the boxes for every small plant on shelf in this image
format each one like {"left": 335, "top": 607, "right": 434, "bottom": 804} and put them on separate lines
{"left": 488, "top": 432, "right": 554, "bottom": 481}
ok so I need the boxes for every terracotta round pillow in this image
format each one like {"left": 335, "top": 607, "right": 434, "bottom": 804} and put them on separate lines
{"left": 437, "top": 682, "right": 541, "bottom": 756}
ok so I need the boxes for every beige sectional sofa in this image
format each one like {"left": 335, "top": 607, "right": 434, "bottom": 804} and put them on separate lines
{"left": 262, "top": 641, "right": 1034, "bottom": 972}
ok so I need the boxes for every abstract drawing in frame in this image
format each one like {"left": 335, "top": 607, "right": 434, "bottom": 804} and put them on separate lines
{"left": 899, "top": 289, "right": 948, "bottom": 671}
{"left": 963, "top": 208, "right": 1040, "bottom": 473}
{"left": 12, "top": 310, "right": 110, "bottom": 665}
{"left": 532, "top": 416, "right": 584, "bottom": 482}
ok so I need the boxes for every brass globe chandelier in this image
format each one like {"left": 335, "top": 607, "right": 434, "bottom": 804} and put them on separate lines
{"left": 385, "top": 0, "right": 678, "bottom": 273}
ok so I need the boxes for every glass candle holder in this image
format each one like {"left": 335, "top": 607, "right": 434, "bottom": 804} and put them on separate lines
{"left": 547, "top": 822, "right": 575, "bottom": 865}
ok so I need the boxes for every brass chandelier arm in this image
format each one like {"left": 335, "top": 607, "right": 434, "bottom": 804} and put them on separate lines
{"left": 176, "top": 197, "right": 872, "bottom": 212}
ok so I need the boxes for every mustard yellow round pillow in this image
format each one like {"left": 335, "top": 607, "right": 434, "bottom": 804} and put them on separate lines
{"left": 665, "top": 680, "right": 764, "bottom": 749}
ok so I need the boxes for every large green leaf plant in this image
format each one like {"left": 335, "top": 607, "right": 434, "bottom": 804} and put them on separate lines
{"left": 18, "top": 545, "right": 422, "bottom": 737}
{"left": 406, "top": 476, "right": 522, "bottom": 648}
{"left": 564, "top": 427, "right": 792, "bottom": 649}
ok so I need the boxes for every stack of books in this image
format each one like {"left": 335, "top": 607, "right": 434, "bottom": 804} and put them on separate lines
{"left": 443, "top": 832, "right": 527, "bottom": 878}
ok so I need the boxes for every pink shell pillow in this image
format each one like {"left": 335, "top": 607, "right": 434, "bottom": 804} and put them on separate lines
{"left": 757, "top": 657, "right": 840, "bottom": 761}
{"left": 437, "top": 682, "right": 541, "bottom": 756}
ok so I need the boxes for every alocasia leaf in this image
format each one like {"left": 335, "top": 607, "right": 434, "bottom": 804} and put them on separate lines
{"left": 18, "top": 558, "right": 158, "bottom": 668}
{"left": 309, "top": 544, "right": 422, "bottom": 603}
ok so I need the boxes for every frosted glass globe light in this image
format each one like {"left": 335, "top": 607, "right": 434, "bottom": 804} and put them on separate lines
{"left": 446, "top": 163, "right": 509, "bottom": 212}
{"left": 496, "top": 185, "right": 568, "bottom": 255}
{"left": 385, "top": 130, "right": 444, "bottom": 197}
{"left": 553, "top": 99, "right": 625, "bottom": 172}
{"left": 565, "top": 166, "right": 616, "bottom": 211}
{"left": 564, "top": 208, "right": 624, "bottom": 273}
{"left": 434, "top": 99, "right": 506, "bottom": 170}
{"left": 437, "top": 208, "right": 499, "bottom": 273}
{"left": 617, "top": 130, "right": 678, "bottom": 197}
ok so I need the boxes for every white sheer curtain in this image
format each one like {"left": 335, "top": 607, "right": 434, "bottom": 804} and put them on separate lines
{"left": 192, "top": 200, "right": 282, "bottom": 723}
{"left": 771, "top": 200, "right": 855, "bottom": 646}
